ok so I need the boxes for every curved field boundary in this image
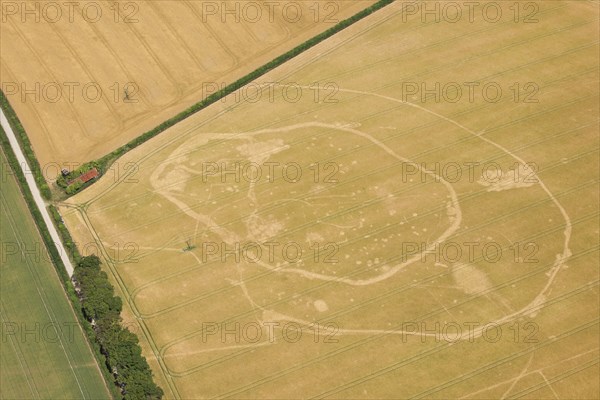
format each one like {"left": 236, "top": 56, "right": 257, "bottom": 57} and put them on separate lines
{"left": 65, "top": 87, "right": 594, "bottom": 384}
{"left": 78, "top": 48, "right": 597, "bottom": 210}
{"left": 55, "top": 1, "right": 595, "bottom": 395}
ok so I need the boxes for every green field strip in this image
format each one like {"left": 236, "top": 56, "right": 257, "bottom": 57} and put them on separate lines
{"left": 0, "top": 150, "right": 110, "bottom": 399}
{"left": 0, "top": 306, "right": 39, "bottom": 398}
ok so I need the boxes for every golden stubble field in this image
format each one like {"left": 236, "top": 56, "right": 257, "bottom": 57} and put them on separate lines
{"left": 0, "top": 0, "right": 372, "bottom": 170}
{"left": 60, "top": 1, "right": 599, "bottom": 398}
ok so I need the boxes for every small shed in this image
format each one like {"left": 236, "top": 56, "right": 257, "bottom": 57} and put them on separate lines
{"left": 78, "top": 168, "right": 99, "bottom": 183}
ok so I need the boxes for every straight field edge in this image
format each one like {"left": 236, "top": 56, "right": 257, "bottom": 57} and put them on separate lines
{"left": 0, "top": 92, "right": 51, "bottom": 199}
{"left": 0, "top": 0, "right": 393, "bottom": 199}
{"left": 94, "top": 0, "right": 394, "bottom": 175}
{"left": 0, "top": 125, "right": 120, "bottom": 399}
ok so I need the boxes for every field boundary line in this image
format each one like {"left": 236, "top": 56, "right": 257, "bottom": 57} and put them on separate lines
{"left": 0, "top": 111, "right": 74, "bottom": 275}
{"left": 47, "top": 0, "right": 395, "bottom": 199}
{"left": 0, "top": 126, "right": 117, "bottom": 397}
{"left": 70, "top": 202, "right": 181, "bottom": 398}
{"left": 78, "top": 56, "right": 597, "bottom": 211}
{"left": 0, "top": 91, "right": 52, "bottom": 199}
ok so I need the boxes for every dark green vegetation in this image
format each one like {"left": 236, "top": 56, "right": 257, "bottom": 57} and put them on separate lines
{"left": 49, "top": 204, "right": 81, "bottom": 264}
{"left": 74, "top": 255, "right": 164, "bottom": 399}
{"left": 0, "top": 145, "right": 110, "bottom": 398}
{"left": 56, "top": 161, "right": 101, "bottom": 195}
{"left": 2, "top": 124, "right": 162, "bottom": 398}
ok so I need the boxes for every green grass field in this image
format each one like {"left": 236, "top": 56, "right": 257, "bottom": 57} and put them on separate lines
{"left": 0, "top": 148, "right": 110, "bottom": 399}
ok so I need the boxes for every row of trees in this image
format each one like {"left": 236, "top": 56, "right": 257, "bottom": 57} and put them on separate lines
{"left": 74, "top": 256, "right": 163, "bottom": 399}
{"left": 1, "top": 125, "right": 164, "bottom": 398}
{"left": 0, "top": 127, "right": 122, "bottom": 396}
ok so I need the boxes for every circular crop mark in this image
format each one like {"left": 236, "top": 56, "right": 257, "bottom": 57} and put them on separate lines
{"left": 150, "top": 86, "right": 571, "bottom": 339}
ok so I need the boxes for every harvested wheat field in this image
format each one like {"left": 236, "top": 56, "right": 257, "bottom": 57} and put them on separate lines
{"left": 0, "top": 0, "right": 372, "bottom": 171}
{"left": 59, "top": 1, "right": 598, "bottom": 398}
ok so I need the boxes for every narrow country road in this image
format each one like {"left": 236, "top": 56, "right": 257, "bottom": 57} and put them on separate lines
{"left": 0, "top": 108, "right": 75, "bottom": 276}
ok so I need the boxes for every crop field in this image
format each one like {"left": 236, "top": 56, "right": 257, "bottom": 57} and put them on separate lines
{"left": 0, "top": 147, "right": 110, "bottom": 399}
{"left": 0, "top": 0, "right": 373, "bottom": 170}
{"left": 58, "top": 1, "right": 599, "bottom": 398}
